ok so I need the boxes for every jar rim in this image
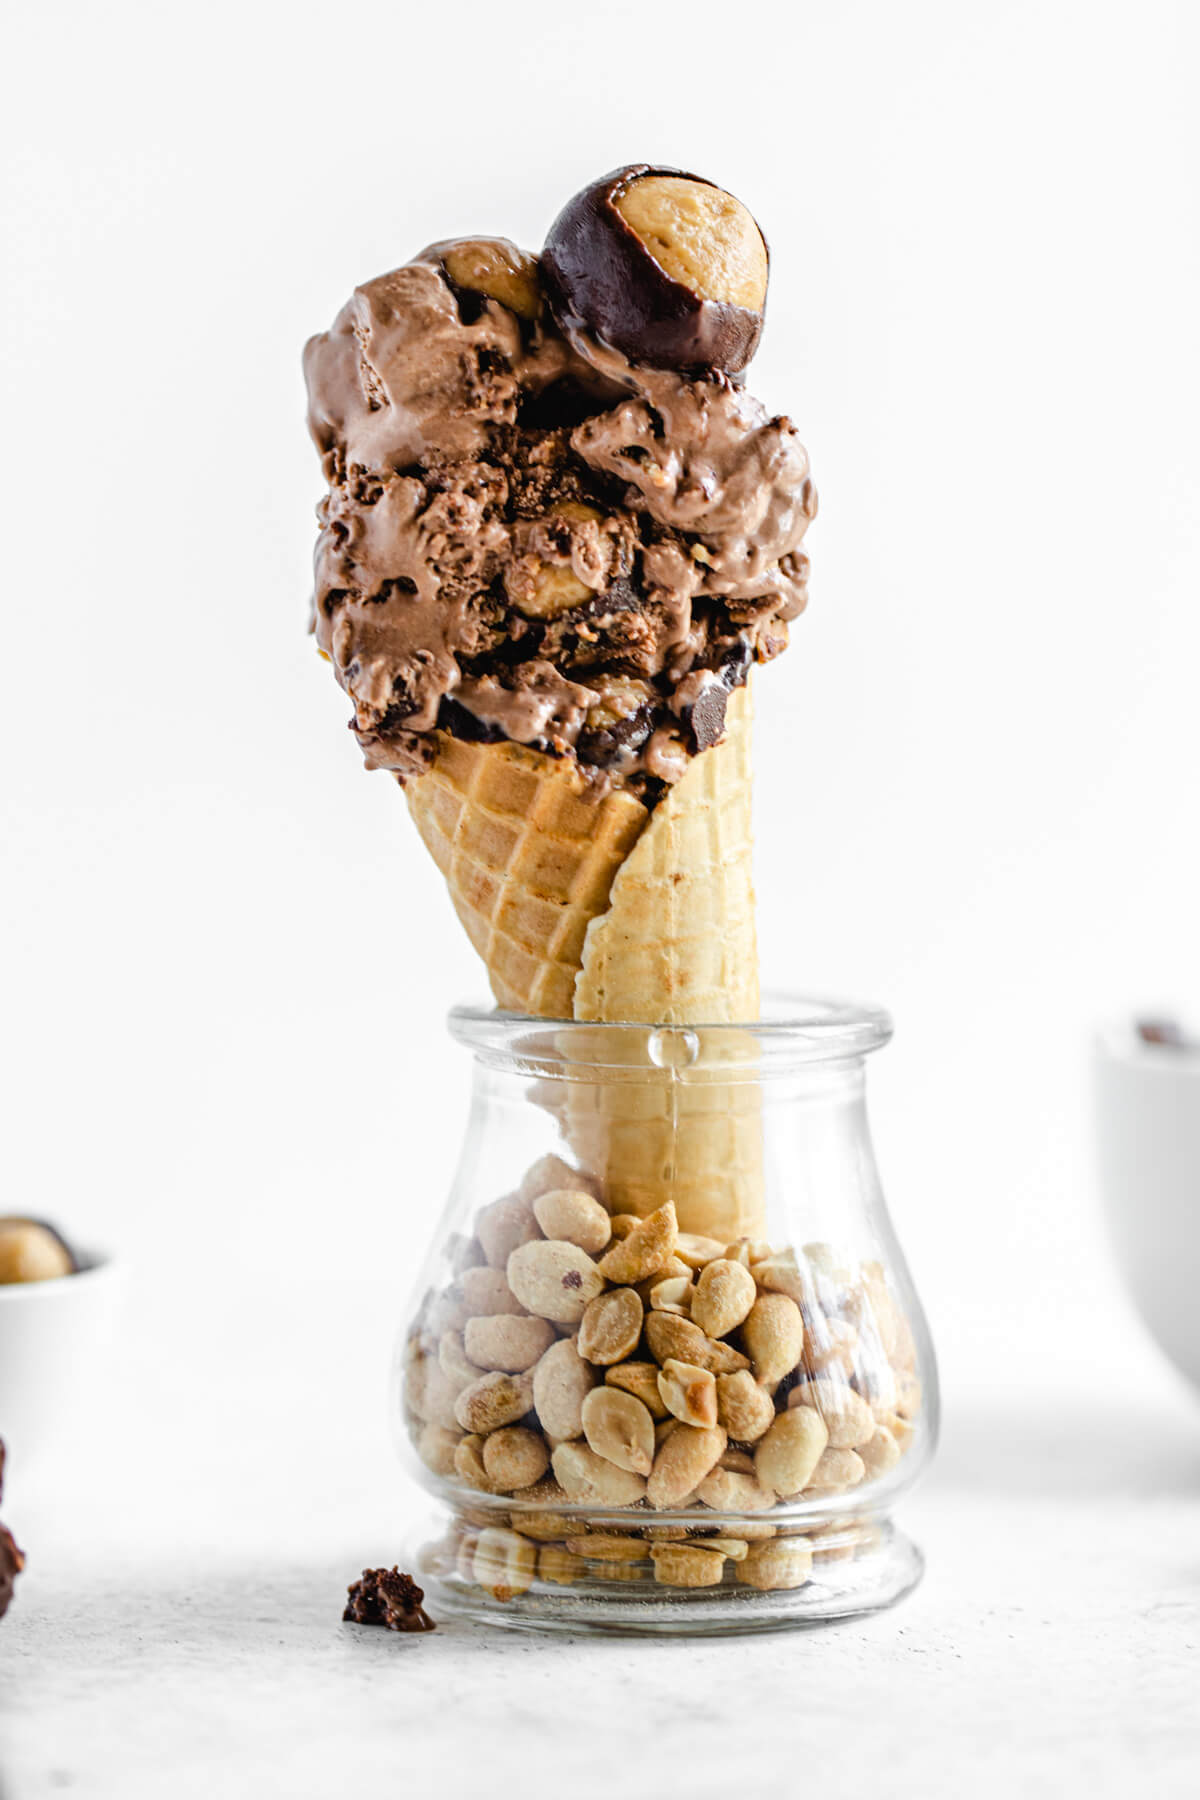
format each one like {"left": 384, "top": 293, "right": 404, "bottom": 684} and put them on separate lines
{"left": 448, "top": 991, "right": 893, "bottom": 1073}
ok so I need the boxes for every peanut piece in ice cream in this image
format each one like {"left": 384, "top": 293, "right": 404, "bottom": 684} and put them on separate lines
{"left": 788, "top": 1377, "right": 876, "bottom": 1449}
{"left": 532, "top": 1187, "right": 612, "bottom": 1255}
{"left": 506, "top": 1240, "right": 604, "bottom": 1324}
{"left": 463, "top": 1313, "right": 556, "bottom": 1374}
{"left": 474, "top": 1527, "right": 537, "bottom": 1601}
{"left": 644, "top": 1313, "right": 750, "bottom": 1376}
{"left": 532, "top": 1338, "right": 596, "bottom": 1441}
{"left": 596, "top": 1202, "right": 678, "bottom": 1285}
{"left": 512, "top": 502, "right": 606, "bottom": 620}
{"left": 656, "top": 1360, "right": 718, "bottom": 1429}
{"left": 581, "top": 1386, "right": 656, "bottom": 1476}
{"left": 551, "top": 1442, "right": 647, "bottom": 1507}
{"left": 578, "top": 1287, "right": 643, "bottom": 1366}
{"left": 459, "top": 1266, "right": 528, "bottom": 1318}
{"left": 441, "top": 238, "right": 543, "bottom": 321}
{"left": 742, "top": 1294, "right": 804, "bottom": 1386}
{"left": 736, "top": 1538, "right": 813, "bottom": 1592}
{"left": 477, "top": 1194, "right": 540, "bottom": 1269}
{"left": 454, "top": 1369, "right": 535, "bottom": 1435}
{"left": 482, "top": 1426, "right": 551, "bottom": 1493}
{"left": 650, "top": 1543, "right": 726, "bottom": 1588}
{"left": 690, "top": 1258, "right": 757, "bottom": 1339}
{"left": 604, "top": 1361, "right": 670, "bottom": 1420}
{"left": 754, "top": 1406, "right": 829, "bottom": 1500}
{"left": 646, "top": 1423, "right": 727, "bottom": 1510}
{"left": 715, "top": 1370, "right": 776, "bottom": 1443}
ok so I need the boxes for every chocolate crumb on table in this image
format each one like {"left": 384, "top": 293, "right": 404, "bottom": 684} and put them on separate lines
{"left": 0, "top": 1439, "right": 25, "bottom": 1621}
{"left": 343, "top": 1567, "right": 436, "bottom": 1633}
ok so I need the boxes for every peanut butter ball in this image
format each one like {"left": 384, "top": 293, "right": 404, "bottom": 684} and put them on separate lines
{"left": 542, "top": 164, "right": 768, "bottom": 375}
{"left": 0, "top": 1218, "right": 76, "bottom": 1284}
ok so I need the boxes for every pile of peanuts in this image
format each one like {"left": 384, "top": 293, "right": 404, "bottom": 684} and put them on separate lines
{"left": 403, "top": 1154, "right": 922, "bottom": 1601}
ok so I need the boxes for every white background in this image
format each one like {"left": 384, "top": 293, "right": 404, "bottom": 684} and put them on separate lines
{"left": 2, "top": 2, "right": 1199, "bottom": 1793}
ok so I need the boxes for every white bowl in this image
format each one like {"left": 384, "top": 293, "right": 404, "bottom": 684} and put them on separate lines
{"left": 1094, "top": 1024, "right": 1200, "bottom": 1395}
{"left": 0, "top": 1251, "right": 123, "bottom": 1485}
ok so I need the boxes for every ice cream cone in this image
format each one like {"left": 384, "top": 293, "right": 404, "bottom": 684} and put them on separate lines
{"left": 406, "top": 686, "right": 766, "bottom": 1238}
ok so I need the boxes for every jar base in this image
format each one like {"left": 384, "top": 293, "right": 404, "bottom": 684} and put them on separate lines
{"left": 413, "top": 1519, "right": 924, "bottom": 1636}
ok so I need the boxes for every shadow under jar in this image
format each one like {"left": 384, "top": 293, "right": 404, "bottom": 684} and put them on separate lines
{"left": 394, "top": 997, "right": 937, "bottom": 1634}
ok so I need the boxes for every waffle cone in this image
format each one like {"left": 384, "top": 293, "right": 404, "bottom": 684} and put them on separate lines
{"left": 405, "top": 686, "right": 765, "bottom": 1238}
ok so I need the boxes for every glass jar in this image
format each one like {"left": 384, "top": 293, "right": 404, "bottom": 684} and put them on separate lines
{"left": 393, "top": 997, "right": 938, "bottom": 1634}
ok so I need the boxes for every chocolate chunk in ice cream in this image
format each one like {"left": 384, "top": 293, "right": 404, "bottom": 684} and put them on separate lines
{"left": 304, "top": 171, "right": 815, "bottom": 797}
{"left": 542, "top": 165, "right": 768, "bottom": 377}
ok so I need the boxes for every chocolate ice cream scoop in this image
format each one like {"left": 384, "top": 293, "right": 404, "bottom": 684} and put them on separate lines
{"left": 304, "top": 170, "right": 815, "bottom": 795}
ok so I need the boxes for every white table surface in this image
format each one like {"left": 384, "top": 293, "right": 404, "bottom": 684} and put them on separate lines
{"left": 3, "top": 1278, "right": 1199, "bottom": 1800}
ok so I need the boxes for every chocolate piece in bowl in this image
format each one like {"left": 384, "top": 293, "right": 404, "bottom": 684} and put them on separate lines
{"left": 0, "top": 1439, "right": 25, "bottom": 1621}
{"left": 343, "top": 1567, "right": 436, "bottom": 1633}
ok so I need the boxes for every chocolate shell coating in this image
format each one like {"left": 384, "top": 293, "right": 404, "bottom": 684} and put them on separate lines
{"left": 542, "top": 164, "right": 767, "bottom": 378}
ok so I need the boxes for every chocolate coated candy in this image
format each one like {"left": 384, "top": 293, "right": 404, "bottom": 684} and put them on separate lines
{"left": 543, "top": 165, "right": 768, "bottom": 377}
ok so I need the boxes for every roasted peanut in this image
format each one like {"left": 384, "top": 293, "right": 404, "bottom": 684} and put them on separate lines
{"left": 691, "top": 1259, "right": 757, "bottom": 1339}
{"left": 520, "top": 1153, "right": 601, "bottom": 1203}
{"left": 416, "top": 1422, "right": 461, "bottom": 1477}
{"left": 694, "top": 1467, "right": 776, "bottom": 1513}
{"left": 507, "top": 1239, "right": 604, "bottom": 1323}
{"left": 473, "top": 1526, "right": 537, "bottom": 1600}
{"left": 650, "top": 1543, "right": 725, "bottom": 1588}
{"left": 788, "top": 1376, "right": 876, "bottom": 1449}
{"left": 443, "top": 240, "right": 543, "bottom": 321}
{"left": 421, "top": 1362, "right": 466, "bottom": 1433}
{"left": 438, "top": 1330, "right": 483, "bottom": 1393}
{"left": 565, "top": 1533, "right": 646, "bottom": 1562}
{"left": 551, "top": 1442, "right": 647, "bottom": 1507}
{"left": 889, "top": 1415, "right": 916, "bottom": 1455}
{"left": 453, "top": 1434, "right": 496, "bottom": 1493}
{"left": 633, "top": 1256, "right": 692, "bottom": 1304}
{"left": 856, "top": 1426, "right": 900, "bottom": 1480}
{"left": 742, "top": 1293, "right": 804, "bottom": 1385}
{"left": 657, "top": 1359, "right": 718, "bottom": 1429}
{"left": 464, "top": 1313, "right": 556, "bottom": 1374}
{"left": 531, "top": 1337, "right": 596, "bottom": 1440}
{"left": 804, "top": 1241, "right": 856, "bottom": 1284}
{"left": 645, "top": 1312, "right": 749, "bottom": 1375}
{"left": 724, "top": 1238, "right": 773, "bottom": 1270}
{"left": 675, "top": 1232, "right": 728, "bottom": 1270}
{"left": 755, "top": 1406, "right": 829, "bottom": 1499}
{"left": 715, "top": 1370, "right": 776, "bottom": 1443}
{"left": 718, "top": 1447, "right": 758, "bottom": 1474}
{"left": 454, "top": 1368, "right": 535, "bottom": 1435}
{"left": 804, "top": 1447, "right": 866, "bottom": 1494}
{"left": 648, "top": 1275, "right": 693, "bottom": 1316}
{"left": 596, "top": 1201, "right": 678, "bottom": 1284}
{"left": 736, "top": 1538, "right": 813, "bottom": 1592}
{"left": 749, "top": 1251, "right": 810, "bottom": 1306}
{"left": 538, "top": 1545, "right": 588, "bottom": 1586}
{"left": 606, "top": 1214, "right": 640, "bottom": 1242}
{"left": 459, "top": 1265, "right": 527, "bottom": 1318}
{"left": 703, "top": 1536, "right": 750, "bottom": 1561}
{"left": 647, "top": 1423, "right": 726, "bottom": 1510}
{"left": 581, "top": 1386, "right": 656, "bottom": 1476}
{"left": 605, "top": 1361, "right": 670, "bottom": 1419}
{"left": 482, "top": 1426, "right": 551, "bottom": 1493}
{"left": 447, "top": 1232, "right": 486, "bottom": 1274}
{"left": 477, "top": 1194, "right": 540, "bottom": 1268}
{"left": 578, "top": 1287, "right": 643, "bottom": 1366}
{"left": 532, "top": 1187, "right": 612, "bottom": 1254}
